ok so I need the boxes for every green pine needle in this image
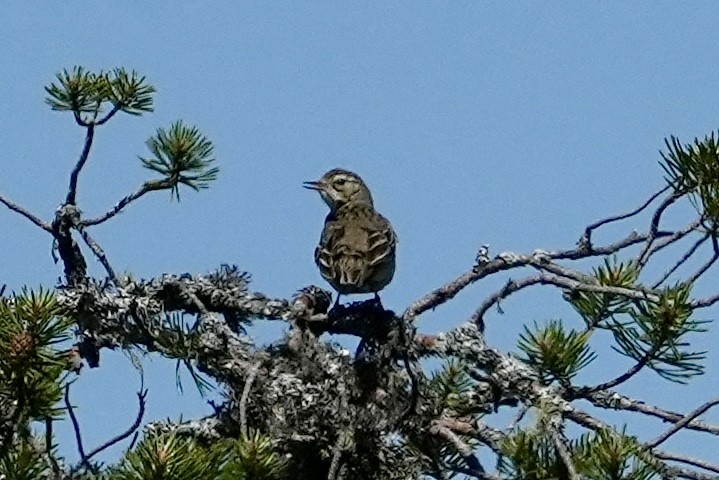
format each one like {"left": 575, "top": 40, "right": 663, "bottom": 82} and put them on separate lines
{"left": 517, "top": 319, "right": 596, "bottom": 384}
{"left": 140, "top": 121, "right": 219, "bottom": 201}
{"left": 661, "top": 133, "right": 719, "bottom": 225}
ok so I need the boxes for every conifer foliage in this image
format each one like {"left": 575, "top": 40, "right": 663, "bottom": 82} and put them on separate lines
{"left": 2, "top": 67, "right": 719, "bottom": 479}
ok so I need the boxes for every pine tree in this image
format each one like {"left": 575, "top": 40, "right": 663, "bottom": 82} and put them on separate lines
{"left": 2, "top": 66, "right": 719, "bottom": 479}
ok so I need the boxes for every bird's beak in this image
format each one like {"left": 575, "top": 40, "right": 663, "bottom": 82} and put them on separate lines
{"left": 303, "top": 180, "right": 324, "bottom": 191}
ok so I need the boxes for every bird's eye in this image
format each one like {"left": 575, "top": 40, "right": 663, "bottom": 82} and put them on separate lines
{"left": 334, "top": 178, "right": 346, "bottom": 187}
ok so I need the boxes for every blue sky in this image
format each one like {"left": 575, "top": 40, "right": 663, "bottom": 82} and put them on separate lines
{"left": 2, "top": 1, "right": 719, "bottom": 469}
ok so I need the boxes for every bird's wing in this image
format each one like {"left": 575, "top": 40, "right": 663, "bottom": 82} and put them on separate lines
{"left": 364, "top": 212, "right": 396, "bottom": 267}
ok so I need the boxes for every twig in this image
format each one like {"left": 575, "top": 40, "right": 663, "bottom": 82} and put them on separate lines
{"left": 404, "top": 230, "right": 650, "bottom": 323}
{"left": 67, "top": 379, "right": 148, "bottom": 473}
{"left": 95, "top": 105, "right": 120, "bottom": 126}
{"left": 691, "top": 292, "right": 719, "bottom": 309}
{"left": 552, "top": 431, "right": 579, "bottom": 480}
{"left": 430, "top": 419, "right": 486, "bottom": 476}
{"left": 65, "top": 383, "right": 90, "bottom": 471}
{"left": 450, "top": 466, "right": 502, "bottom": 480}
{"left": 580, "top": 347, "right": 657, "bottom": 394}
{"left": 686, "top": 236, "right": 719, "bottom": 284}
{"left": 44, "top": 417, "right": 62, "bottom": 478}
{"left": 582, "top": 185, "right": 669, "bottom": 246}
{"left": 637, "top": 192, "right": 683, "bottom": 267}
{"left": 0, "top": 193, "right": 52, "bottom": 232}
{"left": 551, "top": 229, "right": 650, "bottom": 260}
{"left": 66, "top": 124, "right": 95, "bottom": 204}
{"left": 76, "top": 226, "right": 118, "bottom": 284}
{"left": 584, "top": 390, "right": 719, "bottom": 436}
{"left": 644, "top": 217, "right": 703, "bottom": 259}
{"left": 472, "top": 275, "right": 544, "bottom": 324}
{"left": 81, "top": 180, "right": 171, "bottom": 227}
{"left": 83, "top": 387, "right": 147, "bottom": 464}
{"left": 654, "top": 450, "right": 719, "bottom": 475}
{"left": 653, "top": 232, "right": 711, "bottom": 288}
{"left": 240, "top": 361, "right": 261, "bottom": 437}
{"left": 473, "top": 270, "right": 659, "bottom": 324}
{"left": 646, "top": 397, "right": 719, "bottom": 449}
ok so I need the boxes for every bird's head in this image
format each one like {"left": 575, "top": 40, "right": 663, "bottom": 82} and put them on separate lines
{"left": 303, "top": 169, "right": 374, "bottom": 211}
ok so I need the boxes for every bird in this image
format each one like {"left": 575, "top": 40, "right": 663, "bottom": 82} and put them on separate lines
{"left": 303, "top": 168, "right": 397, "bottom": 305}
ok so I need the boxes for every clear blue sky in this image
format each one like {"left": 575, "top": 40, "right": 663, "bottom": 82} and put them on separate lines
{"left": 2, "top": 1, "right": 719, "bottom": 468}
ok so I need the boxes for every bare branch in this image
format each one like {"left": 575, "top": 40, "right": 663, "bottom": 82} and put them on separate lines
{"left": 76, "top": 226, "right": 117, "bottom": 284}
{"left": 404, "top": 229, "right": 651, "bottom": 323}
{"left": 83, "top": 387, "right": 147, "bottom": 464}
{"left": 95, "top": 104, "right": 121, "bottom": 126}
{"left": 653, "top": 232, "right": 711, "bottom": 288}
{"left": 0, "top": 192, "right": 52, "bottom": 232}
{"left": 582, "top": 390, "right": 719, "bottom": 436}
{"left": 472, "top": 275, "right": 544, "bottom": 324}
{"left": 643, "top": 217, "right": 703, "bottom": 264}
{"left": 430, "top": 419, "right": 487, "bottom": 477}
{"left": 637, "top": 192, "right": 683, "bottom": 267}
{"left": 66, "top": 125, "right": 95, "bottom": 205}
{"left": 81, "top": 180, "right": 172, "bottom": 227}
{"left": 552, "top": 431, "right": 579, "bottom": 480}
{"left": 581, "top": 185, "right": 669, "bottom": 246}
{"left": 647, "top": 397, "right": 719, "bottom": 449}
{"left": 654, "top": 450, "right": 719, "bottom": 475}
{"left": 44, "top": 417, "right": 62, "bottom": 477}
{"left": 579, "top": 347, "right": 657, "bottom": 394}
{"left": 65, "top": 383, "right": 90, "bottom": 471}
{"left": 687, "top": 236, "right": 719, "bottom": 285}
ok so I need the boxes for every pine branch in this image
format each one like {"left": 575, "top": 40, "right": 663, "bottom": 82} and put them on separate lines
{"left": 80, "top": 179, "right": 173, "bottom": 227}
{"left": 580, "top": 184, "right": 670, "bottom": 248}
{"left": 66, "top": 124, "right": 94, "bottom": 205}
{"left": 0, "top": 192, "right": 52, "bottom": 232}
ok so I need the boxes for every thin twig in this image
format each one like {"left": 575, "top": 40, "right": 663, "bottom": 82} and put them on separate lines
{"left": 552, "top": 431, "right": 579, "bottom": 480}
{"left": 654, "top": 450, "right": 719, "bottom": 475}
{"left": 582, "top": 185, "right": 669, "bottom": 245}
{"left": 584, "top": 390, "right": 719, "bottom": 436}
{"left": 81, "top": 180, "right": 171, "bottom": 227}
{"left": 637, "top": 192, "right": 683, "bottom": 267}
{"left": 95, "top": 105, "right": 121, "bottom": 126}
{"left": 645, "top": 217, "right": 704, "bottom": 260}
{"left": 646, "top": 397, "right": 719, "bottom": 449}
{"left": 76, "top": 226, "right": 118, "bottom": 284}
{"left": 580, "top": 347, "right": 657, "bottom": 394}
{"left": 44, "top": 417, "right": 62, "bottom": 478}
{"left": 474, "top": 270, "right": 659, "bottom": 323}
{"left": 83, "top": 388, "right": 147, "bottom": 463}
{"left": 403, "top": 229, "right": 650, "bottom": 323}
{"left": 65, "top": 383, "right": 90, "bottom": 471}
{"left": 472, "top": 275, "right": 544, "bottom": 324}
{"left": 66, "top": 124, "right": 95, "bottom": 204}
{"left": 652, "top": 232, "right": 711, "bottom": 288}
{"left": 0, "top": 193, "right": 52, "bottom": 232}
{"left": 240, "top": 361, "right": 261, "bottom": 437}
{"left": 686, "top": 236, "right": 719, "bottom": 285}
{"left": 551, "top": 229, "right": 650, "bottom": 260}
{"left": 430, "top": 419, "right": 487, "bottom": 476}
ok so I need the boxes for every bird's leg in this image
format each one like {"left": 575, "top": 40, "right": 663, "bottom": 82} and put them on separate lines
{"left": 333, "top": 294, "right": 342, "bottom": 309}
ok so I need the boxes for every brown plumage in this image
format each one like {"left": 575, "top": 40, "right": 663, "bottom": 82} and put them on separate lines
{"left": 304, "top": 169, "right": 396, "bottom": 300}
